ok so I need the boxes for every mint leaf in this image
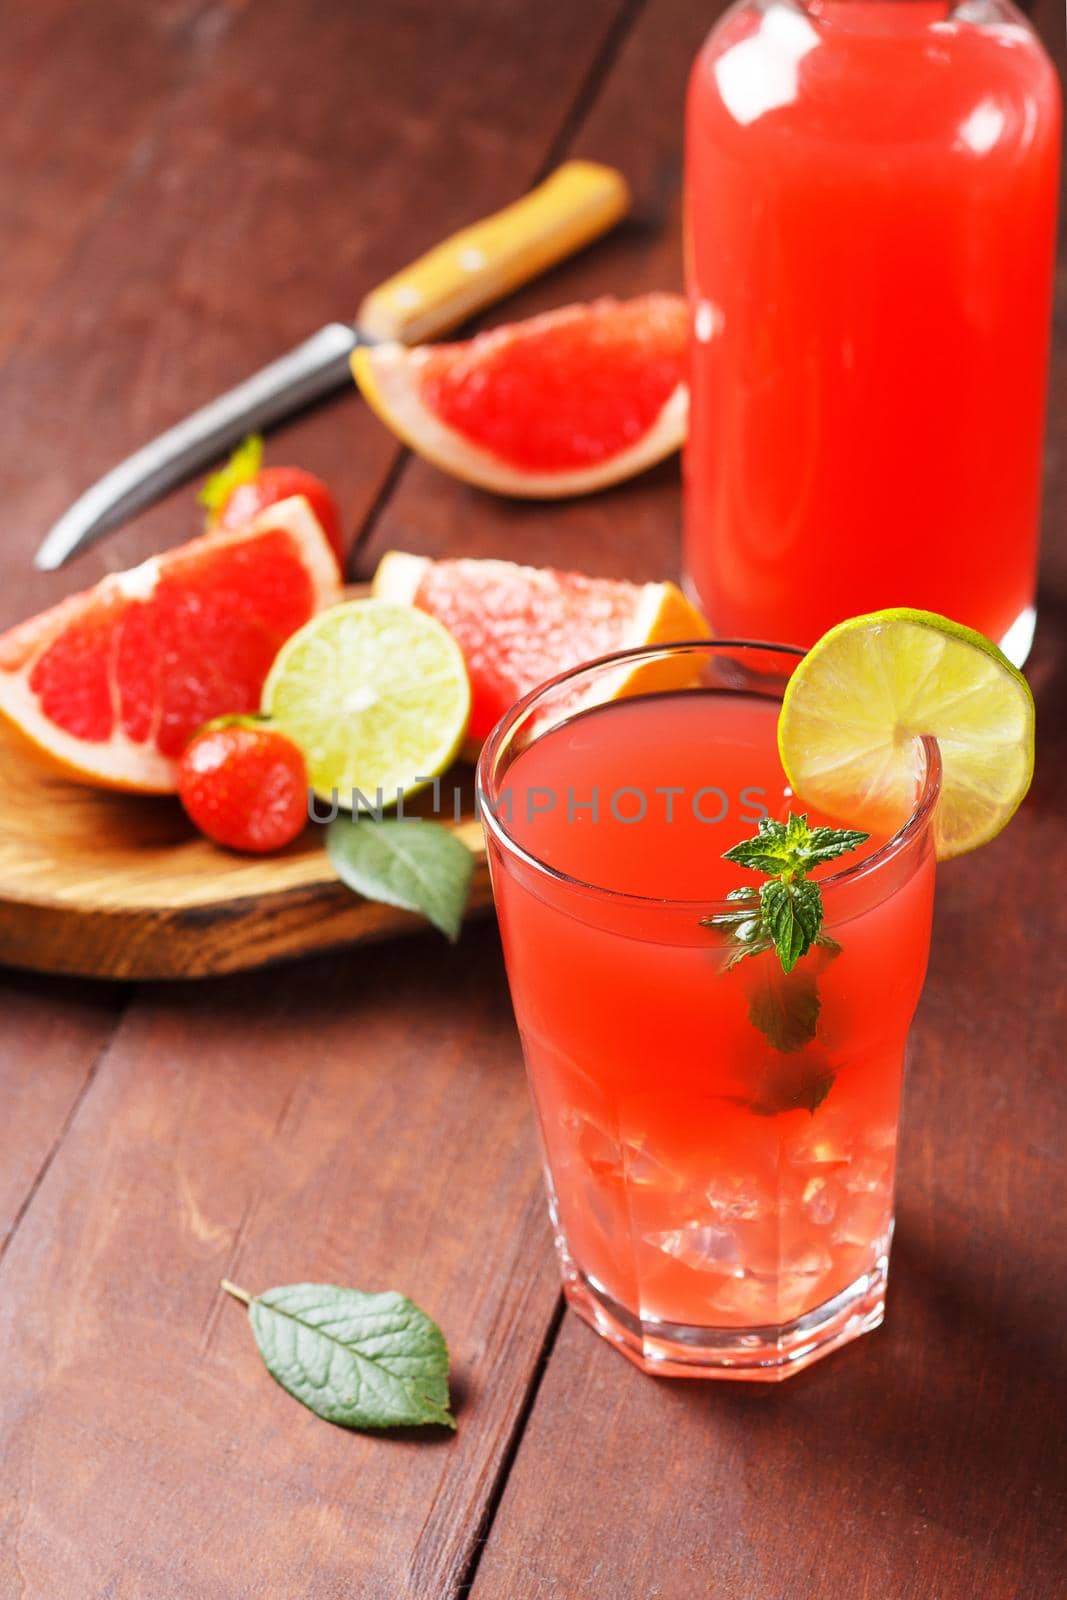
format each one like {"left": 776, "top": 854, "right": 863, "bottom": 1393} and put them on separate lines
{"left": 702, "top": 886, "right": 760, "bottom": 932}
{"left": 722, "top": 813, "right": 870, "bottom": 884}
{"left": 806, "top": 1072, "right": 834, "bottom": 1113}
{"left": 746, "top": 931, "right": 842, "bottom": 1053}
{"left": 709, "top": 811, "right": 867, "bottom": 1053}
{"left": 747, "top": 964, "right": 821, "bottom": 1053}
{"left": 794, "top": 825, "right": 871, "bottom": 868}
{"left": 721, "top": 846, "right": 796, "bottom": 876}
{"left": 784, "top": 812, "right": 809, "bottom": 844}
{"left": 326, "top": 817, "right": 473, "bottom": 942}
{"left": 747, "top": 1058, "right": 836, "bottom": 1116}
{"left": 761, "top": 877, "right": 823, "bottom": 973}
{"left": 721, "top": 819, "right": 797, "bottom": 876}
{"left": 223, "top": 1280, "right": 455, "bottom": 1430}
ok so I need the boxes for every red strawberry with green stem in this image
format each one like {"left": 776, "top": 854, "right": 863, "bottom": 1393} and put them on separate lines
{"left": 200, "top": 436, "right": 345, "bottom": 566}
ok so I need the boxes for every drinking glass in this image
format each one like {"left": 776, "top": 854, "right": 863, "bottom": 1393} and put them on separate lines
{"left": 478, "top": 641, "right": 940, "bottom": 1379}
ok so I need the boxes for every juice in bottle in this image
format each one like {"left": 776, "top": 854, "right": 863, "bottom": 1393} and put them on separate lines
{"left": 683, "top": 0, "right": 1061, "bottom": 662}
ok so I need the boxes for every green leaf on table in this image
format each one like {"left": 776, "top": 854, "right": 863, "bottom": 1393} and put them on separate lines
{"left": 222, "top": 1280, "right": 455, "bottom": 1431}
{"left": 326, "top": 816, "right": 473, "bottom": 942}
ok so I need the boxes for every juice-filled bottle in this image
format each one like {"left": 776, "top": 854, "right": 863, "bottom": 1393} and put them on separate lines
{"left": 683, "top": 0, "right": 1060, "bottom": 663}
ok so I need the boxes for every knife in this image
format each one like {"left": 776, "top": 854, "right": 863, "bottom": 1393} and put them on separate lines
{"left": 34, "top": 160, "right": 630, "bottom": 571}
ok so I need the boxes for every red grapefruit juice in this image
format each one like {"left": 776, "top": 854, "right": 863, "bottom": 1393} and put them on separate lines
{"left": 481, "top": 647, "right": 939, "bottom": 1375}
{"left": 684, "top": 0, "right": 1060, "bottom": 661}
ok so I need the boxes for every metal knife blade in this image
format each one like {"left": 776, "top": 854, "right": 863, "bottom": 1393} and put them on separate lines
{"left": 32, "top": 160, "right": 631, "bottom": 571}
{"left": 34, "top": 322, "right": 361, "bottom": 571}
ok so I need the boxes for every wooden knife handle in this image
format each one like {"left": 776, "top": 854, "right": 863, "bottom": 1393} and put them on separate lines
{"left": 355, "top": 160, "right": 630, "bottom": 345}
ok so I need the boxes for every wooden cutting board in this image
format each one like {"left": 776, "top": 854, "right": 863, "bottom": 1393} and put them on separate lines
{"left": 0, "top": 716, "right": 491, "bottom": 981}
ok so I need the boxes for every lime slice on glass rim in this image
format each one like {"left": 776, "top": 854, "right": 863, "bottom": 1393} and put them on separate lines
{"left": 262, "top": 599, "right": 471, "bottom": 808}
{"left": 777, "top": 608, "right": 1035, "bottom": 860}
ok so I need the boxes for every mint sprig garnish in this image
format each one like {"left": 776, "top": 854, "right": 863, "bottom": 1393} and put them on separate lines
{"left": 222, "top": 1280, "right": 456, "bottom": 1431}
{"left": 703, "top": 813, "right": 867, "bottom": 1070}
{"left": 706, "top": 813, "right": 868, "bottom": 975}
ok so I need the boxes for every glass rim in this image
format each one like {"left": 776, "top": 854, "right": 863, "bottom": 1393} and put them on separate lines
{"left": 476, "top": 636, "right": 943, "bottom": 912}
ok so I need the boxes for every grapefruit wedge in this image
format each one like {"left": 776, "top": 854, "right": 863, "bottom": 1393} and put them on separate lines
{"left": 0, "top": 497, "right": 341, "bottom": 792}
{"left": 372, "top": 550, "right": 709, "bottom": 746}
{"left": 353, "top": 294, "right": 689, "bottom": 498}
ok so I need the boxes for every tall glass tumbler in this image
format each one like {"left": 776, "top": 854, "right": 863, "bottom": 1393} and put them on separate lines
{"left": 478, "top": 642, "right": 941, "bottom": 1379}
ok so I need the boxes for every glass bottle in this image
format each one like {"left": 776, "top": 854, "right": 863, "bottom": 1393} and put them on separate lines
{"left": 683, "top": 0, "right": 1061, "bottom": 663}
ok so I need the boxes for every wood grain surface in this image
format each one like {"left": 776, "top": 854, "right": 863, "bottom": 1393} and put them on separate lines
{"left": 1, "top": 1, "right": 1064, "bottom": 1598}
{"left": 0, "top": 930, "right": 561, "bottom": 1599}
{"left": 467, "top": 2, "right": 1067, "bottom": 1596}
{"left": 0, "top": 1, "right": 619, "bottom": 1593}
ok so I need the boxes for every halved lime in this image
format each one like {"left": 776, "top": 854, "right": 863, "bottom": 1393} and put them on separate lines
{"left": 262, "top": 599, "right": 471, "bottom": 807}
{"left": 778, "top": 608, "right": 1035, "bottom": 860}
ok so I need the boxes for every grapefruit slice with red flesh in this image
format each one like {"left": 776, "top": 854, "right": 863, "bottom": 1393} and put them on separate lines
{"left": 372, "top": 550, "right": 709, "bottom": 747}
{"left": 0, "top": 497, "right": 341, "bottom": 792}
{"left": 353, "top": 294, "right": 689, "bottom": 498}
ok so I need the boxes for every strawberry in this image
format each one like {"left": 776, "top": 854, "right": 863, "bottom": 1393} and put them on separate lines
{"left": 179, "top": 719, "right": 308, "bottom": 854}
{"left": 199, "top": 436, "right": 345, "bottom": 566}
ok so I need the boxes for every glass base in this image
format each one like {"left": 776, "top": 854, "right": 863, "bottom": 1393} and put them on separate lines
{"left": 563, "top": 1257, "right": 889, "bottom": 1381}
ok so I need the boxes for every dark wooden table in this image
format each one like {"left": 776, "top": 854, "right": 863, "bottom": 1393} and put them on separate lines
{"left": 1, "top": 3, "right": 1064, "bottom": 1596}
